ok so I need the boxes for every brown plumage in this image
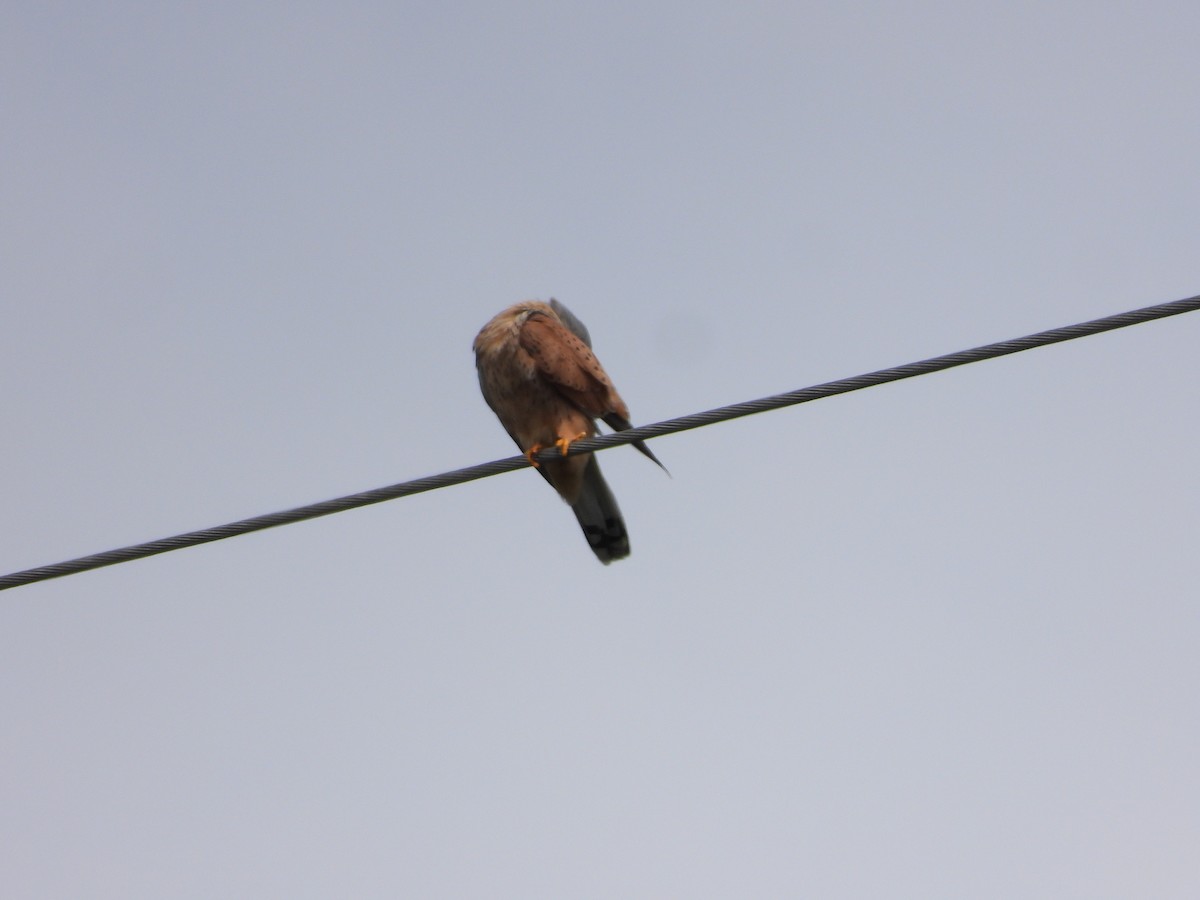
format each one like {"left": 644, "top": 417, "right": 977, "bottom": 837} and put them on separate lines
{"left": 473, "top": 299, "right": 664, "bottom": 563}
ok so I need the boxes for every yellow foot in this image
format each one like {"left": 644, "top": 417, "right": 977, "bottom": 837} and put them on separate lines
{"left": 524, "top": 444, "right": 544, "bottom": 468}
{"left": 555, "top": 432, "right": 589, "bottom": 456}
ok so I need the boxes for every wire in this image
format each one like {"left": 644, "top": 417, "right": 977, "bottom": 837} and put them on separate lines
{"left": 2, "top": 293, "right": 1198, "bottom": 592}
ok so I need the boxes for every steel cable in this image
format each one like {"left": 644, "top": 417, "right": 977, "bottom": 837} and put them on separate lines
{"left": 2, "top": 293, "right": 1197, "bottom": 592}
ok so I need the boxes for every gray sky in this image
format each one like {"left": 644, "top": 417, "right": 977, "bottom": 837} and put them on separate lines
{"left": 3, "top": 3, "right": 1198, "bottom": 897}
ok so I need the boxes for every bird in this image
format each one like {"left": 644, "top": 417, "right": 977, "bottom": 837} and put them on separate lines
{"left": 473, "top": 299, "right": 665, "bottom": 563}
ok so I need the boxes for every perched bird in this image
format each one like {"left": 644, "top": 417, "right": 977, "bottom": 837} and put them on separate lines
{"left": 473, "top": 299, "right": 665, "bottom": 563}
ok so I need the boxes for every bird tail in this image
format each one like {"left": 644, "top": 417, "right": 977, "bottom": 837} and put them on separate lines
{"left": 572, "top": 456, "right": 630, "bottom": 564}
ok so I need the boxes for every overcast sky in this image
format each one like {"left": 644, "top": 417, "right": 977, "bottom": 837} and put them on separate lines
{"left": 3, "top": 3, "right": 1199, "bottom": 897}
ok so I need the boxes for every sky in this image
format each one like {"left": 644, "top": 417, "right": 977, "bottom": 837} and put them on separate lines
{"left": 2, "top": 3, "right": 1198, "bottom": 897}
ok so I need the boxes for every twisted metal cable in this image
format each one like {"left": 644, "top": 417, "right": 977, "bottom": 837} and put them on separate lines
{"left": 2, "top": 293, "right": 1197, "bottom": 592}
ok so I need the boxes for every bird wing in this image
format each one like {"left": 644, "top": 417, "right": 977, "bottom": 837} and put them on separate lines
{"left": 518, "top": 310, "right": 617, "bottom": 418}
{"left": 521, "top": 303, "right": 668, "bottom": 474}
{"left": 549, "top": 298, "right": 593, "bottom": 348}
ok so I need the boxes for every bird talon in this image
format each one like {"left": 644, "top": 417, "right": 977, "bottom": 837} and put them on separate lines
{"left": 556, "top": 431, "right": 589, "bottom": 456}
{"left": 524, "top": 444, "right": 544, "bottom": 468}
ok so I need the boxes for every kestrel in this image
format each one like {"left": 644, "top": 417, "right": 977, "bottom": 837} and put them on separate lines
{"left": 473, "top": 299, "right": 665, "bottom": 563}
